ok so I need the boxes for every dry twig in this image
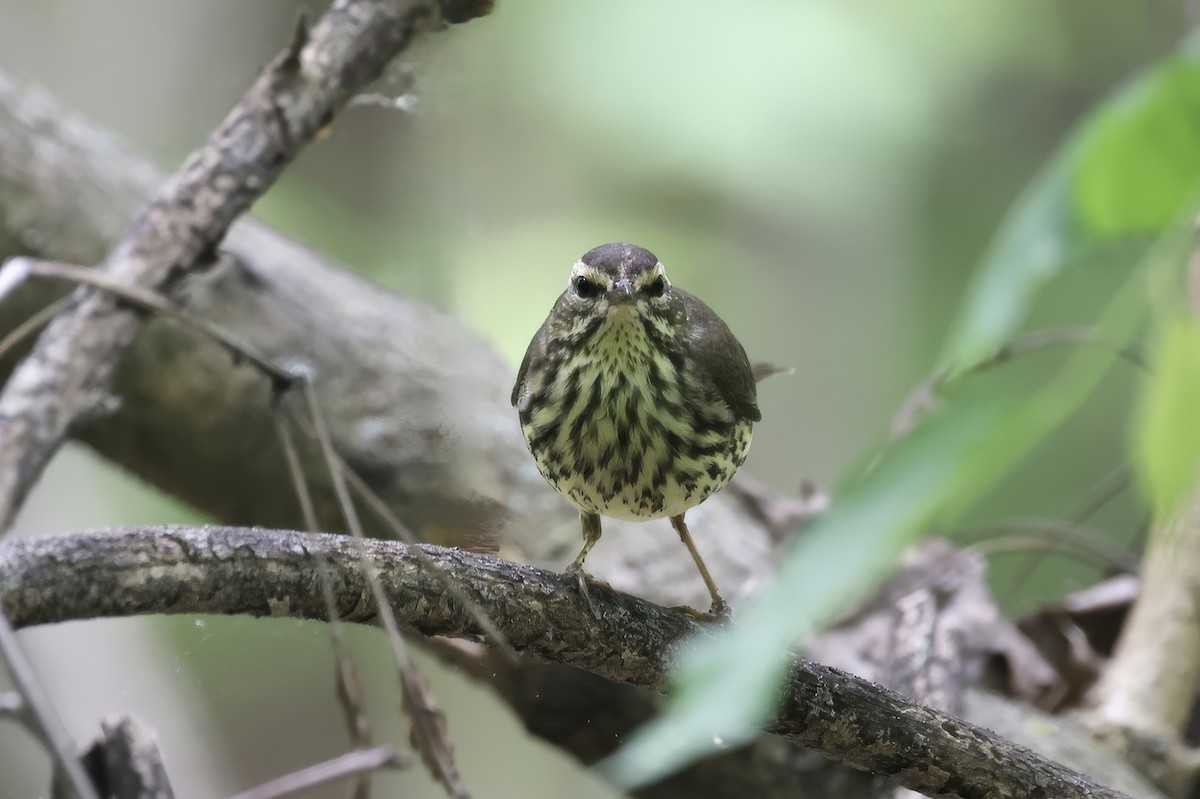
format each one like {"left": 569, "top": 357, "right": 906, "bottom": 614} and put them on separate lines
{"left": 0, "top": 0, "right": 449, "bottom": 531}
{"left": 0, "top": 609, "right": 99, "bottom": 799}
{"left": 226, "top": 746, "right": 406, "bottom": 799}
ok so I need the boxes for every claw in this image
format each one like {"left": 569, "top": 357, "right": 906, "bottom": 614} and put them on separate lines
{"left": 569, "top": 567, "right": 602, "bottom": 619}
{"left": 672, "top": 601, "right": 733, "bottom": 624}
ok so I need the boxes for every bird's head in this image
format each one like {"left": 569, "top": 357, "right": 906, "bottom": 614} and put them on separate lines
{"left": 565, "top": 242, "right": 675, "bottom": 323}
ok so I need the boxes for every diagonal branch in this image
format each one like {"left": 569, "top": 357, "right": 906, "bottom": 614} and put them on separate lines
{"left": 0, "top": 0, "right": 458, "bottom": 531}
{"left": 0, "top": 609, "right": 100, "bottom": 799}
{"left": 0, "top": 525, "right": 1133, "bottom": 799}
{"left": 0, "top": 63, "right": 1155, "bottom": 799}
{"left": 0, "top": 60, "right": 810, "bottom": 799}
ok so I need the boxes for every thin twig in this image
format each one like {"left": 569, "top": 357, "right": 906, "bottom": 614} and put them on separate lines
{"left": 892, "top": 328, "right": 1148, "bottom": 437}
{"left": 0, "top": 258, "right": 291, "bottom": 385}
{"left": 967, "top": 533, "right": 1136, "bottom": 571}
{"left": 0, "top": 295, "right": 70, "bottom": 363}
{"left": 275, "top": 400, "right": 375, "bottom": 787}
{"left": 0, "top": 0, "right": 446, "bottom": 532}
{"left": 225, "top": 746, "right": 406, "bottom": 799}
{"left": 0, "top": 609, "right": 99, "bottom": 799}
{"left": 1002, "top": 464, "right": 1135, "bottom": 602}
{"left": 958, "top": 517, "right": 1140, "bottom": 575}
{"left": 340, "top": 465, "right": 518, "bottom": 662}
{"left": 302, "top": 381, "right": 471, "bottom": 799}
{"left": 2, "top": 257, "right": 518, "bottom": 661}
{"left": 1072, "top": 464, "right": 1135, "bottom": 524}
{"left": 273, "top": 413, "right": 320, "bottom": 534}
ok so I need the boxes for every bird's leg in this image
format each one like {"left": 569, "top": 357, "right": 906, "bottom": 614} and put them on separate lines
{"left": 567, "top": 511, "right": 603, "bottom": 573}
{"left": 670, "top": 513, "right": 730, "bottom": 619}
{"left": 567, "top": 511, "right": 603, "bottom": 617}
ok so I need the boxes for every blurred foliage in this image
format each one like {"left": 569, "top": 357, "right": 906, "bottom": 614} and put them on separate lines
{"left": 2, "top": 1, "right": 1199, "bottom": 797}
{"left": 1135, "top": 317, "right": 1200, "bottom": 515}
{"left": 610, "top": 20, "right": 1200, "bottom": 788}
{"left": 1076, "top": 40, "right": 1200, "bottom": 239}
{"left": 948, "top": 33, "right": 1200, "bottom": 370}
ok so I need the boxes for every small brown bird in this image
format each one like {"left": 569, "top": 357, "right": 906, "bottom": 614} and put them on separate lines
{"left": 511, "top": 243, "right": 760, "bottom": 616}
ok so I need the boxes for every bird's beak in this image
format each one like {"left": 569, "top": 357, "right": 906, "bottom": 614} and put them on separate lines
{"left": 609, "top": 279, "right": 636, "bottom": 305}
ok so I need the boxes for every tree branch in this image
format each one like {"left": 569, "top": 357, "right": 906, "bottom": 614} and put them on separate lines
{"left": 0, "top": 0, "right": 446, "bottom": 531}
{"left": 0, "top": 60, "right": 813, "bottom": 799}
{"left": 0, "top": 608, "right": 99, "bottom": 799}
{"left": 0, "top": 526, "right": 1134, "bottom": 799}
{"left": 0, "top": 62, "right": 1159, "bottom": 799}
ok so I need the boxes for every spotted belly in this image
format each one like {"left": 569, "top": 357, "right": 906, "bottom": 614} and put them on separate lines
{"left": 534, "top": 416, "right": 752, "bottom": 521}
{"left": 518, "top": 323, "right": 752, "bottom": 521}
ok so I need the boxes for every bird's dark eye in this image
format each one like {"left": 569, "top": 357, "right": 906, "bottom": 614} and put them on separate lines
{"left": 644, "top": 276, "right": 667, "bottom": 298}
{"left": 574, "top": 276, "right": 598, "bottom": 299}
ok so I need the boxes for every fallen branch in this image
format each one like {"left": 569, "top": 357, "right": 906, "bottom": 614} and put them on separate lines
{"left": 0, "top": 525, "right": 1133, "bottom": 799}
{"left": 0, "top": 0, "right": 454, "bottom": 531}
{"left": 0, "top": 63, "right": 806, "bottom": 799}
{"left": 0, "top": 64, "right": 1157, "bottom": 799}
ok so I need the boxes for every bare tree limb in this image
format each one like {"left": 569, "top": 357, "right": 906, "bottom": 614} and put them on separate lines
{"left": 0, "top": 63, "right": 1161, "bottom": 799}
{"left": 1082, "top": 466, "right": 1200, "bottom": 797}
{"left": 0, "top": 5, "right": 489, "bottom": 795}
{"left": 0, "top": 525, "right": 1137, "bottom": 799}
{"left": 0, "top": 0, "right": 449, "bottom": 531}
{"left": 1079, "top": 255, "right": 1200, "bottom": 798}
{"left": 0, "top": 61, "right": 811, "bottom": 799}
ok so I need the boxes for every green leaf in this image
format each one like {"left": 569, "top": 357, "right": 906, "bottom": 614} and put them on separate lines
{"left": 1133, "top": 316, "right": 1200, "bottom": 514}
{"left": 944, "top": 37, "right": 1200, "bottom": 371}
{"left": 602, "top": 192, "right": 1178, "bottom": 791}
{"left": 1075, "top": 57, "right": 1200, "bottom": 239}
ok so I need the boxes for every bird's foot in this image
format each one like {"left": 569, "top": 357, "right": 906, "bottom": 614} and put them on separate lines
{"left": 673, "top": 599, "right": 732, "bottom": 624}
{"left": 566, "top": 564, "right": 602, "bottom": 619}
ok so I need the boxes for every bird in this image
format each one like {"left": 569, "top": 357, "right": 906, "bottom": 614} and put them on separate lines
{"left": 511, "top": 242, "right": 760, "bottom": 617}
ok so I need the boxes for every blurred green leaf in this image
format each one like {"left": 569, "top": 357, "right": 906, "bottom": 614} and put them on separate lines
{"left": 1075, "top": 57, "right": 1200, "bottom": 239}
{"left": 944, "top": 38, "right": 1200, "bottom": 370}
{"left": 1133, "top": 316, "right": 1200, "bottom": 514}
{"left": 604, "top": 136, "right": 1185, "bottom": 794}
{"left": 942, "top": 159, "right": 1085, "bottom": 371}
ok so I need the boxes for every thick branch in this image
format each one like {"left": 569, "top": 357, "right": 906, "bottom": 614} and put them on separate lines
{"left": 0, "top": 61, "right": 770, "bottom": 628}
{"left": 1080, "top": 259, "right": 1200, "bottom": 797}
{"left": 0, "top": 0, "right": 443, "bottom": 530}
{"left": 0, "top": 65, "right": 1158, "bottom": 799}
{"left": 0, "top": 526, "right": 1132, "bottom": 799}
{"left": 0, "top": 63, "right": 799, "bottom": 799}
{"left": 1082, "top": 454, "right": 1200, "bottom": 796}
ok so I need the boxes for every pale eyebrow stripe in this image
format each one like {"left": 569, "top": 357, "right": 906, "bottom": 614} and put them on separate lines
{"left": 568, "top": 263, "right": 612, "bottom": 287}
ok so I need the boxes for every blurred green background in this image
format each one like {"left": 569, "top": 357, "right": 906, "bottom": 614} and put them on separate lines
{"left": 0, "top": 0, "right": 1187, "bottom": 796}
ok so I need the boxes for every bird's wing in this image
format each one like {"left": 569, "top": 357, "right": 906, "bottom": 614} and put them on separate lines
{"left": 679, "top": 290, "right": 761, "bottom": 423}
{"left": 512, "top": 316, "right": 551, "bottom": 407}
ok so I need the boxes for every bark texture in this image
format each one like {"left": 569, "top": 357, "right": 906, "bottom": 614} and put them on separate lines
{"left": 0, "top": 526, "right": 1150, "bottom": 799}
{"left": 0, "top": 53, "right": 1166, "bottom": 799}
{"left": 0, "top": 64, "right": 837, "bottom": 799}
{"left": 0, "top": 0, "right": 446, "bottom": 530}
